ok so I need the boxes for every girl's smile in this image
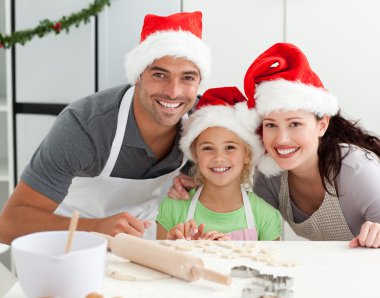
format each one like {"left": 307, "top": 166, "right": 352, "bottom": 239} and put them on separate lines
{"left": 194, "top": 126, "right": 250, "bottom": 188}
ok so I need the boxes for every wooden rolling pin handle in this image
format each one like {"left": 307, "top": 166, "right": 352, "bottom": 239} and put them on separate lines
{"left": 191, "top": 265, "right": 232, "bottom": 285}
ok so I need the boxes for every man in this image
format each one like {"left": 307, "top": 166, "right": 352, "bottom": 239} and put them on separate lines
{"left": 0, "top": 11, "right": 211, "bottom": 243}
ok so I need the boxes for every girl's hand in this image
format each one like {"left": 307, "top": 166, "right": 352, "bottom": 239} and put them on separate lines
{"left": 166, "top": 219, "right": 199, "bottom": 240}
{"left": 167, "top": 174, "right": 197, "bottom": 200}
{"left": 198, "top": 229, "right": 230, "bottom": 241}
{"left": 349, "top": 221, "right": 380, "bottom": 248}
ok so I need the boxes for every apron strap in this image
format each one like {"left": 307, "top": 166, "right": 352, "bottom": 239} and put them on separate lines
{"left": 186, "top": 186, "right": 203, "bottom": 221}
{"left": 242, "top": 187, "right": 255, "bottom": 229}
{"left": 100, "top": 86, "right": 135, "bottom": 177}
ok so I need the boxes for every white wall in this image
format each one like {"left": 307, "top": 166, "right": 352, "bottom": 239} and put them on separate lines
{"left": 15, "top": 0, "right": 95, "bottom": 103}
{"left": 286, "top": 0, "right": 380, "bottom": 135}
{"left": 184, "top": 0, "right": 380, "bottom": 136}
{"left": 183, "top": 0, "right": 284, "bottom": 94}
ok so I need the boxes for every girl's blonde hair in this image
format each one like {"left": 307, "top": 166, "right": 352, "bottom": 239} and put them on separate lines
{"left": 189, "top": 137, "right": 254, "bottom": 189}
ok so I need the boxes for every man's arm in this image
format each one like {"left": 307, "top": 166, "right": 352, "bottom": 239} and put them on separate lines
{"left": 0, "top": 180, "right": 148, "bottom": 244}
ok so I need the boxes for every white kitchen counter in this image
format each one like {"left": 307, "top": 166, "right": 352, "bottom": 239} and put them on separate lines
{"left": 5, "top": 241, "right": 380, "bottom": 298}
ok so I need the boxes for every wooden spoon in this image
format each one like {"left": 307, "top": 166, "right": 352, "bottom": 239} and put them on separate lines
{"left": 65, "top": 210, "right": 80, "bottom": 253}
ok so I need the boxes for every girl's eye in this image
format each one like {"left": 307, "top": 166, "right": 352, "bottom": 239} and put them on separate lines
{"left": 264, "top": 123, "right": 276, "bottom": 128}
{"left": 226, "top": 145, "right": 236, "bottom": 150}
{"left": 201, "top": 146, "right": 213, "bottom": 151}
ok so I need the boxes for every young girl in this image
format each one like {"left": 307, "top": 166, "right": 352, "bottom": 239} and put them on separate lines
{"left": 156, "top": 87, "right": 281, "bottom": 241}
{"left": 243, "top": 43, "right": 380, "bottom": 247}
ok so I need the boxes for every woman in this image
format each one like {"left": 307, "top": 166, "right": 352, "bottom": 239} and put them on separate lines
{"left": 170, "top": 43, "right": 380, "bottom": 248}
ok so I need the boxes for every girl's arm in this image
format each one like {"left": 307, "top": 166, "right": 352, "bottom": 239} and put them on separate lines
{"left": 156, "top": 223, "right": 169, "bottom": 240}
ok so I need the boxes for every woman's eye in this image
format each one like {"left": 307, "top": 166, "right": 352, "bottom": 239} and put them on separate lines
{"left": 290, "top": 122, "right": 301, "bottom": 127}
{"left": 226, "top": 145, "right": 236, "bottom": 150}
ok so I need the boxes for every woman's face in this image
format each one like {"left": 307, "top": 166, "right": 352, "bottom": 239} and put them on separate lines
{"left": 262, "top": 110, "right": 329, "bottom": 173}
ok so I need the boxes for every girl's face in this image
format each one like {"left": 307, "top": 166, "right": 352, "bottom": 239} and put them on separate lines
{"left": 194, "top": 127, "right": 250, "bottom": 188}
{"left": 262, "top": 110, "right": 329, "bottom": 173}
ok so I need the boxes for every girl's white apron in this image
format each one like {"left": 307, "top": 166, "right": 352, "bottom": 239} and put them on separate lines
{"left": 186, "top": 186, "right": 258, "bottom": 240}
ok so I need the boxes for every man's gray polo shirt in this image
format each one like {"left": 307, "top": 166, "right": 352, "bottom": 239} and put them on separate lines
{"left": 21, "top": 85, "right": 184, "bottom": 204}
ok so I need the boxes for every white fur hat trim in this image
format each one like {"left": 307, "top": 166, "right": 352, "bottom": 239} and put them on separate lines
{"left": 256, "top": 79, "right": 339, "bottom": 117}
{"left": 125, "top": 30, "right": 211, "bottom": 85}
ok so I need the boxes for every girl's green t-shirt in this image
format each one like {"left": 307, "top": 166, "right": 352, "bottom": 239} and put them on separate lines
{"left": 156, "top": 189, "right": 282, "bottom": 240}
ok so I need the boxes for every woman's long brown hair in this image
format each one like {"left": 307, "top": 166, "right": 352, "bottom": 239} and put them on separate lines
{"left": 318, "top": 111, "right": 380, "bottom": 194}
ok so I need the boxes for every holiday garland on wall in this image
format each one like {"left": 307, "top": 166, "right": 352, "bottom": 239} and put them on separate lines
{"left": 0, "top": 0, "right": 111, "bottom": 49}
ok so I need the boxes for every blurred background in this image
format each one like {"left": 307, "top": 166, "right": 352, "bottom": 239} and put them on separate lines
{"left": 0, "top": 0, "right": 379, "bottom": 242}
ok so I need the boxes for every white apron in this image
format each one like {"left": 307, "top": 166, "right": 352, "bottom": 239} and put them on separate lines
{"left": 186, "top": 186, "right": 258, "bottom": 240}
{"left": 55, "top": 86, "right": 187, "bottom": 239}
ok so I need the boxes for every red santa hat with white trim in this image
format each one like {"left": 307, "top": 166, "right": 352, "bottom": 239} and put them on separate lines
{"left": 244, "top": 43, "right": 339, "bottom": 177}
{"left": 180, "top": 86, "right": 264, "bottom": 169}
{"left": 125, "top": 11, "right": 211, "bottom": 85}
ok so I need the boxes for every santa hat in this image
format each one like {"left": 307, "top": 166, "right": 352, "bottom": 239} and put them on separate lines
{"left": 180, "top": 86, "right": 264, "bottom": 167}
{"left": 244, "top": 43, "right": 339, "bottom": 177}
{"left": 125, "top": 11, "right": 211, "bottom": 85}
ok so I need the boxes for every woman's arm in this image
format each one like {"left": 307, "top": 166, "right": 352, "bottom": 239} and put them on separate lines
{"left": 252, "top": 171, "right": 281, "bottom": 210}
{"left": 339, "top": 148, "right": 380, "bottom": 248}
{"left": 167, "top": 174, "right": 198, "bottom": 200}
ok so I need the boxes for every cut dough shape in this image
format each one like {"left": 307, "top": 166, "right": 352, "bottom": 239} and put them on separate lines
{"left": 215, "top": 241, "right": 234, "bottom": 249}
{"left": 158, "top": 240, "right": 175, "bottom": 247}
{"left": 106, "top": 260, "right": 171, "bottom": 281}
{"left": 203, "top": 247, "right": 222, "bottom": 254}
{"left": 221, "top": 253, "right": 238, "bottom": 259}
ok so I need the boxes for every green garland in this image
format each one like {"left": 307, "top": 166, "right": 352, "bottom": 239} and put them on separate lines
{"left": 0, "top": 0, "right": 111, "bottom": 49}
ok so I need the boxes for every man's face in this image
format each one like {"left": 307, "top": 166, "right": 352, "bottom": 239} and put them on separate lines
{"left": 135, "top": 56, "right": 201, "bottom": 128}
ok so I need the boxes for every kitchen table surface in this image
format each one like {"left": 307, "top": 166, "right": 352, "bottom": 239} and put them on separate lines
{"left": 5, "top": 240, "right": 380, "bottom": 298}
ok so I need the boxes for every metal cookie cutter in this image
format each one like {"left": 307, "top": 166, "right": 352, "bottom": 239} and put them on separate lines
{"left": 242, "top": 286, "right": 294, "bottom": 298}
{"left": 231, "top": 265, "right": 260, "bottom": 278}
{"left": 272, "top": 276, "right": 295, "bottom": 290}
{"left": 241, "top": 286, "right": 265, "bottom": 298}
{"left": 252, "top": 273, "right": 275, "bottom": 287}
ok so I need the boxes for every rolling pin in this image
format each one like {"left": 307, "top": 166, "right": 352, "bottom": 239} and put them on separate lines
{"left": 102, "top": 233, "right": 231, "bottom": 285}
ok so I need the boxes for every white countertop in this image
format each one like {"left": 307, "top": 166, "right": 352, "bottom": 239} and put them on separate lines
{"left": 5, "top": 241, "right": 380, "bottom": 298}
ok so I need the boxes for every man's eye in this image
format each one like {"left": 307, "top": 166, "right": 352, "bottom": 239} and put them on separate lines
{"left": 153, "top": 73, "right": 165, "bottom": 78}
{"left": 183, "top": 76, "right": 195, "bottom": 81}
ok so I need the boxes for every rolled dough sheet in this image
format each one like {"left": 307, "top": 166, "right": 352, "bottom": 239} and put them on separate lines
{"left": 106, "top": 260, "right": 172, "bottom": 281}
